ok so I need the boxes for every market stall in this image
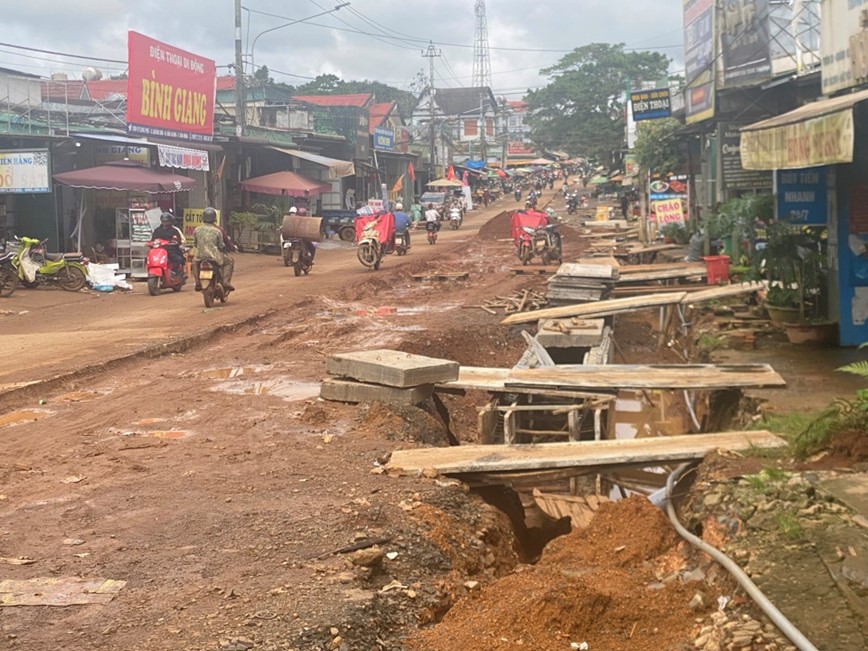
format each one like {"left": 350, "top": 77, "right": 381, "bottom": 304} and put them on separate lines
{"left": 53, "top": 160, "right": 195, "bottom": 278}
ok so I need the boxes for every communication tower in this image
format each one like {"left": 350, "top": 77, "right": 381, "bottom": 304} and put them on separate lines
{"left": 472, "top": 0, "right": 492, "bottom": 89}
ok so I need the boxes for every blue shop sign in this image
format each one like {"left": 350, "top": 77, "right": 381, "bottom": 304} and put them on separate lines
{"left": 776, "top": 168, "right": 827, "bottom": 225}
{"left": 373, "top": 127, "right": 394, "bottom": 151}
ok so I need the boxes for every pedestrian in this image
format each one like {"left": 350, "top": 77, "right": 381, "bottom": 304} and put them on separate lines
{"left": 410, "top": 200, "right": 422, "bottom": 227}
{"left": 483, "top": 189, "right": 490, "bottom": 207}
{"left": 620, "top": 194, "right": 629, "bottom": 220}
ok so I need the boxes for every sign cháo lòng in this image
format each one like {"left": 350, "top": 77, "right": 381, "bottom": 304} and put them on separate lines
{"left": 651, "top": 198, "right": 685, "bottom": 224}
{"left": 127, "top": 31, "right": 216, "bottom": 142}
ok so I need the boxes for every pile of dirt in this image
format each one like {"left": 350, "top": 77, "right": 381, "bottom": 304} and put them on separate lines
{"left": 398, "top": 322, "right": 525, "bottom": 368}
{"left": 356, "top": 401, "right": 449, "bottom": 445}
{"left": 405, "top": 496, "right": 699, "bottom": 651}
{"left": 477, "top": 211, "right": 513, "bottom": 240}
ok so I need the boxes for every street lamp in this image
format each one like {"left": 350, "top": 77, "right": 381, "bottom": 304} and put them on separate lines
{"left": 248, "top": 3, "right": 350, "bottom": 74}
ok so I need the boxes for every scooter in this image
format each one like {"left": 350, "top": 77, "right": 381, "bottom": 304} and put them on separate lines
{"left": 197, "top": 258, "right": 231, "bottom": 307}
{"left": 146, "top": 239, "right": 187, "bottom": 295}
{"left": 566, "top": 196, "right": 578, "bottom": 215}
{"left": 13, "top": 236, "right": 89, "bottom": 291}
{"left": 394, "top": 230, "right": 410, "bottom": 256}
{"left": 514, "top": 189, "right": 522, "bottom": 202}
{"left": 282, "top": 236, "right": 314, "bottom": 276}
{"left": 521, "top": 224, "right": 562, "bottom": 266}
{"left": 426, "top": 220, "right": 439, "bottom": 244}
{"left": 449, "top": 207, "right": 463, "bottom": 230}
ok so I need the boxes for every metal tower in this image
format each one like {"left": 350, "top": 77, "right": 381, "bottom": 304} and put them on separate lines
{"left": 472, "top": 0, "right": 492, "bottom": 89}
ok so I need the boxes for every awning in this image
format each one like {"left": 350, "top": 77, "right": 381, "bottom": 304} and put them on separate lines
{"left": 240, "top": 170, "right": 331, "bottom": 197}
{"left": 740, "top": 88, "right": 868, "bottom": 170}
{"left": 270, "top": 147, "right": 355, "bottom": 180}
{"left": 53, "top": 160, "right": 195, "bottom": 193}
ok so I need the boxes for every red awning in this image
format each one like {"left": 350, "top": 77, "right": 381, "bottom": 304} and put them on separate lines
{"left": 53, "top": 160, "right": 195, "bottom": 193}
{"left": 240, "top": 171, "right": 331, "bottom": 197}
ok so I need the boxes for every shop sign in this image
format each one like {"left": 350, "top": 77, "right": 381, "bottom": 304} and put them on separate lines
{"left": 630, "top": 88, "right": 671, "bottom": 121}
{"left": 367, "top": 199, "right": 384, "bottom": 213}
{"left": 183, "top": 207, "right": 220, "bottom": 238}
{"left": 0, "top": 150, "right": 50, "bottom": 194}
{"left": 719, "top": 0, "right": 772, "bottom": 86}
{"left": 94, "top": 145, "right": 150, "bottom": 166}
{"left": 821, "top": 0, "right": 868, "bottom": 95}
{"left": 683, "top": 0, "right": 715, "bottom": 123}
{"left": 652, "top": 198, "right": 685, "bottom": 225}
{"left": 741, "top": 109, "right": 854, "bottom": 170}
{"left": 719, "top": 123, "right": 772, "bottom": 191}
{"left": 126, "top": 31, "right": 216, "bottom": 142}
{"left": 157, "top": 144, "right": 210, "bottom": 171}
{"left": 776, "top": 168, "right": 828, "bottom": 225}
{"left": 373, "top": 127, "right": 394, "bottom": 151}
{"left": 625, "top": 154, "right": 639, "bottom": 177}
{"left": 355, "top": 114, "right": 370, "bottom": 160}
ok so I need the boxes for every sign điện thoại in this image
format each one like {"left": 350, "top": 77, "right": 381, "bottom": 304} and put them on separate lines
{"left": 126, "top": 31, "right": 216, "bottom": 142}
{"left": 630, "top": 88, "right": 671, "bottom": 121}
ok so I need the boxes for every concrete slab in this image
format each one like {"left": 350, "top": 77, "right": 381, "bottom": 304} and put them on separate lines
{"left": 817, "top": 473, "right": 868, "bottom": 517}
{"left": 320, "top": 378, "right": 434, "bottom": 405}
{"left": 326, "top": 349, "right": 459, "bottom": 388}
{"left": 537, "top": 318, "right": 605, "bottom": 348}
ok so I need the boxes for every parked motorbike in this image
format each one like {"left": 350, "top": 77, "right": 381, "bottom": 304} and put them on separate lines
{"left": 0, "top": 242, "right": 18, "bottom": 297}
{"left": 511, "top": 211, "right": 562, "bottom": 266}
{"left": 394, "top": 230, "right": 410, "bottom": 256}
{"left": 13, "top": 236, "right": 88, "bottom": 291}
{"left": 426, "top": 220, "right": 439, "bottom": 245}
{"left": 146, "top": 239, "right": 187, "bottom": 295}
{"left": 282, "top": 237, "right": 314, "bottom": 276}
{"left": 449, "top": 207, "right": 463, "bottom": 230}
{"left": 197, "top": 259, "right": 231, "bottom": 307}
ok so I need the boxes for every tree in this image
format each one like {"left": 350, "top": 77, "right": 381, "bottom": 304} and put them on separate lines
{"left": 633, "top": 117, "right": 682, "bottom": 176}
{"left": 254, "top": 65, "right": 274, "bottom": 86}
{"left": 292, "top": 74, "right": 417, "bottom": 120}
{"left": 525, "top": 43, "right": 670, "bottom": 162}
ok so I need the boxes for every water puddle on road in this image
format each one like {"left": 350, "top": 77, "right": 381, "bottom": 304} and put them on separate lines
{"left": 211, "top": 378, "right": 321, "bottom": 402}
{"left": 0, "top": 409, "right": 53, "bottom": 428}
{"left": 196, "top": 365, "right": 272, "bottom": 380}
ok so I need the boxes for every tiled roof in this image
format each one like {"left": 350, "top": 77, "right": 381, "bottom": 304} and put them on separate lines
{"left": 294, "top": 93, "right": 373, "bottom": 108}
{"left": 369, "top": 101, "right": 395, "bottom": 133}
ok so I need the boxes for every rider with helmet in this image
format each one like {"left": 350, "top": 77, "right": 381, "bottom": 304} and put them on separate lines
{"left": 150, "top": 212, "right": 187, "bottom": 276}
{"left": 393, "top": 201, "right": 411, "bottom": 248}
{"left": 192, "top": 207, "right": 235, "bottom": 292}
{"left": 295, "top": 206, "right": 318, "bottom": 263}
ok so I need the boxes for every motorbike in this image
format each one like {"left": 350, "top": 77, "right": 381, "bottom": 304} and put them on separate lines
{"left": 426, "top": 220, "right": 439, "bottom": 244}
{"left": 449, "top": 207, "right": 463, "bottom": 230}
{"left": 355, "top": 212, "right": 394, "bottom": 271}
{"left": 514, "top": 189, "right": 522, "bottom": 202}
{"left": 566, "top": 196, "right": 578, "bottom": 215}
{"left": 511, "top": 210, "right": 562, "bottom": 266}
{"left": 0, "top": 243, "right": 18, "bottom": 298}
{"left": 282, "top": 236, "right": 314, "bottom": 276}
{"left": 197, "top": 259, "right": 231, "bottom": 307}
{"left": 525, "top": 196, "right": 538, "bottom": 211}
{"left": 13, "top": 236, "right": 89, "bottom": 291}
{"left": 394, "top": 230, "right": 410, "bottom": 256}
{"left": 146, "top": 239, "right": 187, "bottom": 295}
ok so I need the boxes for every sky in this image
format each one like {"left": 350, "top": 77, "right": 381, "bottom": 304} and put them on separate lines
{"left": 2, "top": 0, "right": 685, "bottom": 99}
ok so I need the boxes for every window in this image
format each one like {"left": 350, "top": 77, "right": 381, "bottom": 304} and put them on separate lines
{"left": 486, "top": 118, "right": 494, "bottom": 136}
{"left": 463, "top": 119, "right": 478, "bottom": 136}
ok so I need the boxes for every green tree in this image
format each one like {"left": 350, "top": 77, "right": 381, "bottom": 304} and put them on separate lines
{"left": 526, "top": 43, "right": 670, "bottom": 162}
{"left": 254, "top": 65, "right": 274, "bottom": 86}
{"left": 633, "top": 117, "right": 682, "bottom": 175}
{"left": 293, "top": 74, "right": 416, "bottom": 120}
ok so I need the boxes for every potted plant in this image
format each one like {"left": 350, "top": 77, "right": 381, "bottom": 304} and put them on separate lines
{"left": 659, "top": 222, "right": 690, "bottom": 245}
{"left": 757, "top": 222, "right": 836, "bottom": 343}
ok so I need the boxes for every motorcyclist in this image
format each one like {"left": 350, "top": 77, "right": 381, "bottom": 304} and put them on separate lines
{"left": 296, "top": 207, "right": 318, "bottom": 263}
{"left": 150, "top": 212, "right": 186, "bottom": 277}
{"left": 514, "top": 187, "right": 522, "bottom": 202}
{"left": 424, "top": 203, "right": 441, "bottom": 231}
{"left": 393, "top": 202, "right": 412, "bottom": 248}
{"left": 192, "top": 207, "right": 235, "bottom": 292}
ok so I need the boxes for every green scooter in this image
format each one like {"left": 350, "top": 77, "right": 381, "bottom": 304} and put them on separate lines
{"left": 13, "top": 236, "right": 89, "bottom": 291}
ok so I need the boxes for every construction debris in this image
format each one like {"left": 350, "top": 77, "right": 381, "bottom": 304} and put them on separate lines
{"left": 475, "top": 289, "right": 548, "bottom": 314}
{"left": 546, "top": 263, "right": 618, "bottom": 305}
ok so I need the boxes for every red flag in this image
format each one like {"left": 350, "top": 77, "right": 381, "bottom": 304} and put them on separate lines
{"left": 407, "top": 162, "right": 416, "bottom": 182}
{"left": 462, "top": 170, "right": 469, "bottom": 186}
{"left": 447, "top": 165, "right": 455, "bottom": 180}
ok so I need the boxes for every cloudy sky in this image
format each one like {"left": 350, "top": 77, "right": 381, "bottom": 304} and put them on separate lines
{"left": 2, "top": 0, "right": 685, "bottom": 98}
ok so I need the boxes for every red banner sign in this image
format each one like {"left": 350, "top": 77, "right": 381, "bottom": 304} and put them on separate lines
{"left": 126, "top": 31, "right": 216, "bottom": 142}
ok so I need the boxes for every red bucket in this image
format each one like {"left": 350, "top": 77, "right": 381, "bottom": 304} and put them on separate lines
{"left": 703, "top": 255, "right": 730, "bottom": 285}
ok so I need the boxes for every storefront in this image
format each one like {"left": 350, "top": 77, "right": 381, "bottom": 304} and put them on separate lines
{"left": 269, "top": 147, "right": 355, "bottom": 212}
{"left": 0, "top": 146, "right": 54, "bottom": 245}
{"left": 741, "top": 89, "right": 868, "bottom": 345}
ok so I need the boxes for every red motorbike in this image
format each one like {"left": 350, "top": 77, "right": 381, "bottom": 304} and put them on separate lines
{"left": 146, "top": 239, "right": 187, "bottom": 295}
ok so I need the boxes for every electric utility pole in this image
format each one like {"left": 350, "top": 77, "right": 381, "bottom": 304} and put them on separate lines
{"left": 234, "top": 0, "right": 245, "bottom": 136}
{"left": 422, "top": 41, "right": 441, "bottom": 176}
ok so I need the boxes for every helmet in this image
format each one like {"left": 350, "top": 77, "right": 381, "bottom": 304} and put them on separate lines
{"left": 395, "top": 202, "right": 403, "bottom": 211}
{"left": 297, "top": 208, "right": 308, "bottom": 216}
{"left": 202, "top": 207, "right": 218, "bottom": 223}
{"left": 428, "top": 203, "right": 434, "bottom": 209}
{"left": 160, "top": 212, "right": 174, "bottom": 224}
{"left": 288, "top": 206, "right": 298, "bottom": 214}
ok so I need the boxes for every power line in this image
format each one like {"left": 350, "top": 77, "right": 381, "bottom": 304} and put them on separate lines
{"left": 0, "top": 40, "right": 126, "bottom": 64}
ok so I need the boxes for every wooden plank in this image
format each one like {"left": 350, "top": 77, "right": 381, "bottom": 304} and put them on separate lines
{"left": 326, "top": 349, "right": 459, "bottom": 387}
{"left": 555, "top": 263, "right": 618, "bottom": 279}
{"left": 501, "top": 292, "right": 687, "bottom": 325}
{"left": 510, "top": 266, "right": 559, "bottom": 276}
{"left": 616, "top": 243, "right": 681, "bottom": 254}
{"left": 411, "top": 272, "right": 469, "bottom": 281}
{"left": 680, "top": 281, "right": 768, "bottom": 304}
{"left": 612, "top": 284, "right": 716, "bottom": 296}
{"left": 617, "top": 261, "right": 702, "bottom": 273}
{"left": 507, "top": 363, "right": 786, "bottom": 390}
{"left": 386, "top": 431, "right": 787, "bottom": 475}
{"left": 616, "top": 266, "right": 706, "bottom": 283}
{"left": 320, "top": 378, "right": 434, "bottom": 405}
{"left": 437, "top": 367, "right": 614, "bottom": 399}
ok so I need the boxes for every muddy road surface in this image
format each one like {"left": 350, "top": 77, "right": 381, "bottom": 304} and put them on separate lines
{"left": 0, "top": 194, "right": 864, "bottom": 651}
